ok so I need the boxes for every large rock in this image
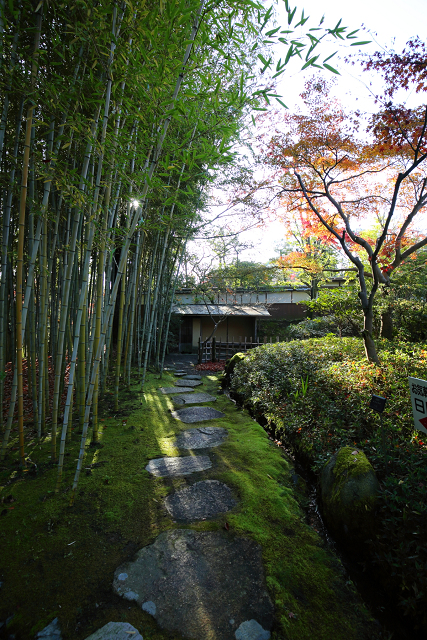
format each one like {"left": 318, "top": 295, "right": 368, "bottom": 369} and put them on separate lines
{"left": 222, "top": 352, "right": 247, "bottom": 387}
{"left": 84, "top": 622, "right": 143, "bottom": 640}
{"left": 164, "top": 480, "right": 237, "bottom": 522}
{"left": 113, "top": 529, "right": 273, "bottom": 640}
{"left": 321, "top": 446, "right": 380, "bottom": 541}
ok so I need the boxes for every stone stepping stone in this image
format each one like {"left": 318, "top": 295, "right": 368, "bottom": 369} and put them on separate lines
{"left": 175, "top": 379, "right": 202, "bottom": 387}
{"left": 235, "top": 620, "right": 271, "bottom": 640}
{"left": 84, "top": 622, "right": 143, "bottom": 640}
{"left": 36, "top": 617, "right": 62, "bottom": 639}
{"left": 113, "top": 529, "right": 273, "bottom": 640}
{"left": 145, "top": 455, "right": 211, "bottom": 477}
{"left": 182, "top": 374, "right": 202, "bottom": 380}
{"left": 174, "top": 372, "right": 187, "bottom": 377}
{"left": 164, "top": 480, "right": 237, "bottom": 522}
{"left": 174, "top": 426, "right": 227, "bottom": 449}
{"left": 173, "top": 392, "right": 217, "bottom": 405}
{"left": 171, "top": 406, "right": 225, "bottom": 423}
{"left": 159, "top": 386, "right": 194, "bottom": 394}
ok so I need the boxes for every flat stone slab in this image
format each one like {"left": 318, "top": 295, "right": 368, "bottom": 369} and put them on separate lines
{"left": 159, "top": 386, "right": 194, "bottom": 394}
{"left": 145, "top": 456, "right": 212, "bottom": 477}
{"left": 171, "top": 406, "right": 225, "bottom": 423}
{"left": 164, "top": 480, "right": 237, "bottom": 522}
{"left": 174, "top": 426, "right": 227, "bottom": 449}
{"left": 84, "top": 622, "right": 143, "bottom": 640}
{"left": 173, "top": 392, "right": 217, "bottom": 405}
{"left": 182, "top": 374, "right": 202, "bottom": 380}
{"left": 113, "top": 529, "right": 273, "bottom": 640}
{"left": 235, "top": 619, "right": 270, "bottom": 640}
{"left": 36, "top": 617, "right": 62, "bottom": 639}
{"left": 175, "top": 379, "right": 203, "bottom": 387}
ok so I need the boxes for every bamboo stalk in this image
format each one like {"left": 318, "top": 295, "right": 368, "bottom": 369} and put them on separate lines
{"left": 16, "top": 5, "right": 43, "bottom": 467}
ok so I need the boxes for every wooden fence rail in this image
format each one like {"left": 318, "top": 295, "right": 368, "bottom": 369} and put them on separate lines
{"left": 198, "top": 336, "right": 280, "bottom": 364}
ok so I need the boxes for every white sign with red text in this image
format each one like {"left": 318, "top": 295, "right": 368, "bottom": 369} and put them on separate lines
{"left": 408, "top": 376, "right": 427, "bottom": 435}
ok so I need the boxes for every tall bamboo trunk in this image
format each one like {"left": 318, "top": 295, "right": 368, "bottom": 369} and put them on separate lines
{"left": 16, "top": 7, "right": 43, "bottom": 466}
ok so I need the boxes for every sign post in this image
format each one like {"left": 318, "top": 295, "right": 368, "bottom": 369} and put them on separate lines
{"left": 408, "top": 377, "right": 427, "bottom": 435}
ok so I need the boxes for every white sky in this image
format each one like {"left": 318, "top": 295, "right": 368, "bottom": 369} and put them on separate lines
{"left": 189, "top": 0, "right": 426, "bottom": 271}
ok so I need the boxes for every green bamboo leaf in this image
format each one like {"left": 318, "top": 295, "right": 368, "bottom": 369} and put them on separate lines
{"left": 323, "top": 63, "right": 340, "bottom": 74}
{"left": 275, "top": 98, "right": 288, "bottom": 108}
{"left": 257, "top": 53, "right": 270, "bottom": 66}
{"left": 265, "top": 26, "right": 281, "bottom": 37}
{"left": 323, "top": 51, "right": 337, "bottom": 63}
{"left": 301, "top": 57, "right": 315, "bottom": 70}
{"left": 350, "top": 41, "right": 371, "bottom": 46}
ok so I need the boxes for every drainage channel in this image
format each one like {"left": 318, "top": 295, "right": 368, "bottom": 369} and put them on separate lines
{"left": 287, "top": 449, "right": 424, "bottom": 640}
{"left": 226, "top": 390, "right": 423, "bottom": 640}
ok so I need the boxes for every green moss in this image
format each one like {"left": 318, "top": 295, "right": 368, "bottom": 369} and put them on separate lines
{"left": 321, "top": 447, "right": 380, "bottom": 538}
{"left": 0, "top": 370, "right": 379, "bottom": 640}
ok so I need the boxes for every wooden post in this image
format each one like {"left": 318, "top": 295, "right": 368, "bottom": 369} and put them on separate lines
{"left": 212, "top": 336, "right": 216, "bottom": 362}
{"left": 198, "top": 337, "right": 201, "bottom": 364}
{"left": 264, "top": 336, "right": 267, "bottom": 343}
{"left": 244, "top": 336, "right": 247, "bottom": 351}
{"left": 276, "top": 336, "right": 279, "bottom": 342}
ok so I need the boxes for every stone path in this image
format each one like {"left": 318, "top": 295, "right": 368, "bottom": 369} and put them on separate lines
{"left": 113, "top": 530, "right": 273, "bottom": 640}
{"left": 111, "top": 367, "right": 273, "bottom": 640}
{"left": 174, "top": 379, "right": 203, "bottom": 388}
{"left": 172, "top": 392, "right": 217, "bottom": 405}
{"left": 159, "top": 386, "right": 195, "bottom": 394}
{"left": 85, "top": 622, "right": 143, "bottom": 639}
{"left": 174, "top": 426, "right": 227, "bottom": 449}
{"left": 145, "top": 455, "right": 212, "bottom": 477}
{"left": 171, "top": 406, "right": 225, "bottom": 423}
{"left": 164, "top": 480, "right": 236, "bottom": 522}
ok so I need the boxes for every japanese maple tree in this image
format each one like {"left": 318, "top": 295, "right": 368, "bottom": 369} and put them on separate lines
{"left": 264, "top": 73, "right": 427, "bottom": 363}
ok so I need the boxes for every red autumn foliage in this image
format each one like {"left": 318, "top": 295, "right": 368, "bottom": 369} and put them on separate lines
{"left": 195, "top": 361, "right": 226, "bottom": 371}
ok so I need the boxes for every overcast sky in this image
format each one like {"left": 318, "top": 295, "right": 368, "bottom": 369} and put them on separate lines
{"left": 235, "top": 0, "right": 426, "bottom": 264}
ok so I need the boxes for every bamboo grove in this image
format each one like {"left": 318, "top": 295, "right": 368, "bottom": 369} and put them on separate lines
{"left": 0, "top": 0, "right": 360, "bottom": 499}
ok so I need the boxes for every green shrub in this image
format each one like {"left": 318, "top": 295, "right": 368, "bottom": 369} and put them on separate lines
{"left": 229, "top": 336, "right": 427, "bottom": 629}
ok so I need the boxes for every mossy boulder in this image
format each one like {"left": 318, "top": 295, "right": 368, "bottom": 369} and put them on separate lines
{"left": 222, "top": 352, "right": 247, "bottom": 388}
{"left": 320, "top": 446, "right": 380, "bottom": 543}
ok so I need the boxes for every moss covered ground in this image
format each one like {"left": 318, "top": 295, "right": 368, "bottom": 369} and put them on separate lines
{"left": 0, "top": 369, "right": 380, "bottom": 640}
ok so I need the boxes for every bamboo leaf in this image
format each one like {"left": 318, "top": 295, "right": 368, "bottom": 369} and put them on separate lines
{"left": 275, "top": 98, "right": 288, "bottom": 108}
{"left": 323, "top": 63, "right": 340, "bottom": 74}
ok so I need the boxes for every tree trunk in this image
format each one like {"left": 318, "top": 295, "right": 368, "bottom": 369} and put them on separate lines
{"left": 380, "top": 309, "right": 393, "bottom": 340}
{"left": 361, "top": 305, "right": 380, "bottom": 364}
